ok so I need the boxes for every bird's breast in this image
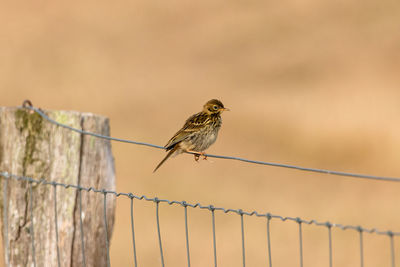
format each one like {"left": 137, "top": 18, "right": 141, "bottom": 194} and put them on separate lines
{"left": 208, "top": 131, "right": 217, "bottom": 143}
{"left": 186, "top": 125, "right": 220, "bottom": 152}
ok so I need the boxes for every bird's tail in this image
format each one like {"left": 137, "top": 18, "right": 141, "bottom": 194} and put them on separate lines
{"left": 153, "top": 146, "right": 178, "bottom": 172}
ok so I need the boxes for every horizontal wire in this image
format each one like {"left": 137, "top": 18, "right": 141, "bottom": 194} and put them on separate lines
{"left": 22, "top": 104, "right": 400, "bottom": 183}
{"left": 1, "top": 171, "right": 399, "bottom": 237}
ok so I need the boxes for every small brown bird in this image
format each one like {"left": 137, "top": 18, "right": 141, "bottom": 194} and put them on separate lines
{"left": 154, "top": 99, "right": 229, "bottom": 172}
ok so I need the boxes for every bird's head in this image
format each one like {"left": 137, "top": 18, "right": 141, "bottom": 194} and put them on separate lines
{"left": 203, "top": 99, "right": 229, "bottom": 114}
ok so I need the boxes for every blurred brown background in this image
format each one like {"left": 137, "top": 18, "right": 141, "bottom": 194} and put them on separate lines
{"left": 1, "top": 1, "right": 400, "bottom": 266}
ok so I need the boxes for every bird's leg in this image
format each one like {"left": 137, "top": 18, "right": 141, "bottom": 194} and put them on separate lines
{"left": 186, "top": 150, "right": 207, "bottom": 161}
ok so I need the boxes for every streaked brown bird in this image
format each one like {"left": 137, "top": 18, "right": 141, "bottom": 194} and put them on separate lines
{"left": 154, "top": 99, "right": 229, "bottom": 172}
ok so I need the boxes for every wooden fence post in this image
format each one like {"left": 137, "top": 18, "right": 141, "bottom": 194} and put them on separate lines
{"left": 0, "top": 106, "right": 116, "bottom": 267}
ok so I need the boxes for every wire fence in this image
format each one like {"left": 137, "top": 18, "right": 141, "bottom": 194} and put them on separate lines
{"left": 21, "top": 101, "right": 400, "bottom": 183}
{"left": 0, "top": 171, "right": 398, "bottom": 267}
{"left": 0, "top": 101, "right": 398, "bottom": 266}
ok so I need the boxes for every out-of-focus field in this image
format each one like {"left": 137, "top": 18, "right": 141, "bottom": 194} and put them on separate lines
{"left": 1, "top": 1, "right": 400, "bottom": 266}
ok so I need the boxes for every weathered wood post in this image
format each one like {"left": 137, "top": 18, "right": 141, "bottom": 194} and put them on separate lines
{"left": 0, "top": 106, "right": 116, "bottom": 266}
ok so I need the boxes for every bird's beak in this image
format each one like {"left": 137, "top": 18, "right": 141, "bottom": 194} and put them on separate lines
{"left": 221, "top": 107, "right": 230, "bottom": 112}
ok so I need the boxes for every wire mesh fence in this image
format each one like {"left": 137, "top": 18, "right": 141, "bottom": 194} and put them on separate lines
{"left": 0, "top": 102, "right": 399, "bottom": 266}
{"left": 0, "top": 172, "right": 398, "bottom": 267}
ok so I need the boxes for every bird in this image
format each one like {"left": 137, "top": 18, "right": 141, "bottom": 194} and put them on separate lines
{"left": 154, "top": 99, "right": 229, "bottom": 172}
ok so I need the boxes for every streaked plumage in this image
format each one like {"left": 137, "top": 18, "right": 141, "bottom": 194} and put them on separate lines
{"left": 154, "top": 99, "right": 228, "bottom": 172}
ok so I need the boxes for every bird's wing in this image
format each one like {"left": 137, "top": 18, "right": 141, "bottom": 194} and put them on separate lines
{"left": 165, "top": 112, "right": 210, "bottom": 150}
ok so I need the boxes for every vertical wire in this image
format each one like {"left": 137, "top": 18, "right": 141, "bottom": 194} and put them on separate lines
{"left": 156, "top": 200, "right": 165, "bottom": 267}
{"left": 389, "top": 233, "right": 395, "bottom": 267}
{"left": 211, "top": 207, "right": 218, "bottom": 267}
{"left": 103, "top": 192, "right": 111, "bottom": 267}
{"left": 2, "top": 177, "right": 10, "bottom": 267}
{"left": 183, "top": 203, "right": 191, "bottom": 267}
{"left": 28, "top": 182, "right": 37, "bottom": 267}
{"left": 266, "top": 215, "right": 272, "bottom": 267}
{"left": 130, "top": 195, "right": 138, "bottom": 267}
{"left": 53, "top": 184, "right": 61, "bottom": 267}
{"left": 327, "top": 225, "right": 333, "bottom": 267}
{"left": 78, "top": 189, "right": 87, "bottom": 267}
{"left": 358, "top": 229, "right": 364, "bottom": 267}
{"left": 240, "top": 210, "right": 246, "bottom": 267}
{"left": 297, "top": 219, "right": 303, "bottom": 267}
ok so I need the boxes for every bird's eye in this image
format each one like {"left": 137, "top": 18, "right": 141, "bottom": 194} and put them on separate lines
{"left": 213, "top": 105, "right": 218, "bottom": 110}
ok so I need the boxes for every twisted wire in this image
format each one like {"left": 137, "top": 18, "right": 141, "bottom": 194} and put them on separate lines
{"left": 183, "top": 203, "right": 191, "bottom": 267}
{"left": 1, "top": 172, "right": 398, "bottom": 238}
{"left": 211, "top": 208, "right": 218, "bottom": 267}
{"left": 129, "top": 196, "right": 138, "bottom": 267}
{"left": 297, "top": 220, "right": 303, "bottom": 267}
{"left": 156, "top": 200, "right": 165, "bottom": 267}
{"left": 22, "top": 104, "right": 400, "bottom": 183}
{"left": 266, "top": 216, "right": 272, "bottom": 267}
{"left": 239, "top": 210, "right": 246, "bottom": 267}
{"left": 327, "top": 224, "right": 333, "bottom": 267}
{"left": 359, "top": 229, "right": 364, "bottom": 267}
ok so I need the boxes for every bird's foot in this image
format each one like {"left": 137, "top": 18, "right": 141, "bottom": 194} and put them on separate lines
{"left": 194, "top": 152, "right": 207, "bottom": 161}
{"left": 187, "top": 150, "right": 207, "bottom": 162}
